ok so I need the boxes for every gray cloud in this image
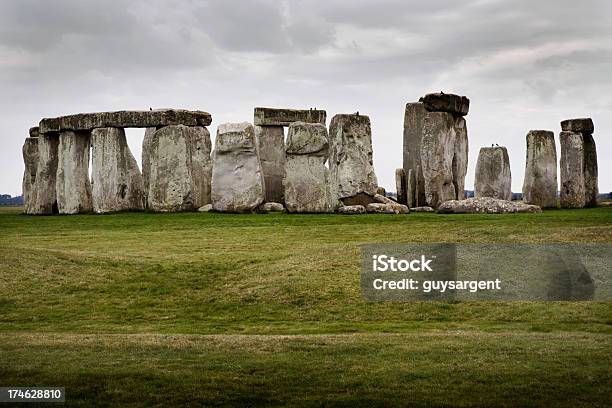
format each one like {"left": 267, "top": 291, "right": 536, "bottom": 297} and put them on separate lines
{"left": 1, "top": 0, "right": 611, "bottom": 196}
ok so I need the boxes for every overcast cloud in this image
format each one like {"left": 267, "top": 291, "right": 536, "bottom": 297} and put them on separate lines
{"left": 1, "top": 0, "right": 611, "bottom": 196}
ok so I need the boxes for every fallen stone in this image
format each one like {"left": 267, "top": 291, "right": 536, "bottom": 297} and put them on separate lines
{"left": 91, "top": 127, "right": 146, "bottom": 213}
{"left": 56, "top": 130, "right": 93, "bottom": 214}
{"left": 261, "top": 202, "right": 285, "bottom": 212}
{"left": 141, "top": 127, "right": 156, "bottom": 204}
{"left": 254, "top": 107, "right": 326, "bottom": 126}
{"left": 410, "top": 206, "right": 435, "bottom": 212}
{"left": 421, "top": 92, "right": 470, "bottom": 116}
{"left": 583, "top": 134, "right": 598, "bottom": 208}
{"left": 329, "top": 114, "right": 378, "bottom": 202}
{"left": 22, "top": 137, "right": 39, "bottom": 214}
{"left": 522, "top": 130, "right": 558, "bottom": 208}
{"left": 395, "top": 168, "right": 407, "bottom": 205}
{"left": 338, "top": 205, "right": 366, "bottom": 214}
{"left": 453, "top": 116, "right": 469, "bottom": 199}
{"left": 254, "top": 125, "right": 286, "bottom": 203}
{"left": 29, "top": 133, "right": 59, "bottom": 214}
{"left": 402, "top": 102, "right": 427, "bottom": 206}
{"left": 560, "top": 131, "right": 586, "bottom": 208}
{"left": 198, "top": 204, "right": 213, "bottom": 212}
{"left": 438, "top": 197, "right": 542, "bottom": 214}
{"left": 284, "top": 122, "right": 333, "bottom": 213}
{"left": 376, "top": 187, "right": 386, "bottom": 196}
{"left": 366, "top": 202, "right": 409, "bottom": 214}
{"left": 340, "top": 192, "right": 377, "bottom": 207}
{"left": 373, "top": 193, "right": 395, "bottom": 204}
{"left": 474, "top": 146, "right": 512, "bottom": 201}
{"left": 39, "top": 109, "right": 212, "bottom": 133}
{"left": 560, "top": 118, "right": 594, "bottom": 134}
{"left": 147, "top": 125, "right": 212, "bottom": 212}
{"left": 211, "top": 122, "right": 265, "bottom": 212}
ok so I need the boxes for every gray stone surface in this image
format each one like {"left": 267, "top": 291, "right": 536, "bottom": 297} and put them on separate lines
{"left": 395, "top": 168, "right": 407, "bottom": 204}
{"left": 338, "top": 205, "right": 367, "bottom": 214}
{"left": 453, "top": 116, "right": 469, "bottom": 199}
{"left": 329, "top": 114, "right": 378, "bottom": 203}
{"left": 211, "top": 122, "right": 265, "bottom": 212}
{"left": 406, "top": 168, "right": 416, "bottom": 207}
{"left": 438, "top": 197, "right": 541, "bottom": 214}
{"left": 583, "top": 133, "right": 598, "bottom": 207}
{"left": 421, "top": 92, "right": 470, "bottom": 116}
{"left": 402, "top": 102, "right": 427, "bottom": 206}
{"left": 91, "top": 127, "right": 145, "bottom": 213}
{"left": 29, "top": 133, "right": 59, "bottom": 214}
{"left": 410, "top": 206, "right": 435, "bottom": 212}
{"left": 56, "top": 130, "right": 93, "bottom": 214}
{"left": 198, "top": 204, "right": 213, "bottom": 212}
{"left": 261, "top": 202, "right": 285, "bottom": 212}
{"left": 474, "top": 146, "right": 512, "bottom": 200}
{"left": 560, "top": 131, "right": 586, "bottom": 208}
{"left": 376, "top": 187, "right": 386, "bottom": 196}
{"left": 39, "top": 109, "right": 212, "bottom": 133}
{"left": 29, "top": 127, "right": 39, "bottom": 138}
{"left": 420, "top": 111, "right": 457, "bottom": 208}
{"left": 560, "top": 118, "right": 594, "bottom": 134}
{"left": 522, "top": 130, "right": 558, "bottom": 208}
{"left": 254, "top": 125, "right": 286, "bottom": 203}
{"left": 373, "top": 193, "right": 395, "bottom": 204}
{"left": 147, "top": 125, "right": 212, "bottom": 212}
{"left": 366, "top": 202, "right": 409, "bottom": 214}
{"left": 254, "top": 107, "right": 326, "bottom": 126}
{"left": 22, "top": 137, "right": 39, "bottom": 214}
{"left": 284, "top": 122, "right": 333, "bottom": 213}
{"left": 141, "top": 127, "right": 156, "bottom": 204}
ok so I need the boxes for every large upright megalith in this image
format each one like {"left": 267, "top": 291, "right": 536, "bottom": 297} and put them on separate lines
{"left": 141, "top": 127, "right": 156, "bottom": 204}
{"left": 474, "top": 146, "right": 512, "bottom": 201}
{"left": 211, "top": 122, "right": 265, "bottom": 212}
{"left": 22, "top": 128, "right": 39, "bottom": 214}
{"left": 283, "top": 122, "right": 333, "bottom": 213}
{"left": 395, "top": 168, "right": 407, "bottom": 205}
{"left": 56, "top": 130, "right": 93, "bottom": 214}
{"left": 254, "top": 125, "right": 286, "bottom": 203}
{"left": 29, "top": 132, "right": 59, "bottom": 214}
{"left": 404, "top": 92, "right": 469, "bottom": 208}
{"left": 329, "top": 114, "right": 378, "bottom": 206}
{"left": 91, "top": 127, "right": 146, "bottom": 213}
{"left": 560, "top": 118, "right": 598, "bottom": 208}
{"left": 522, "top": 130, "right": 557, "bottom": 208}
{"left": 146, "top": 125, "right": 212, "bottom": 212}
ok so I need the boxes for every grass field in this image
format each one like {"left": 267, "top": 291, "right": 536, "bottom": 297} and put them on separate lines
{"left": 0, "top": 205, "right": 611, "bottom": 406}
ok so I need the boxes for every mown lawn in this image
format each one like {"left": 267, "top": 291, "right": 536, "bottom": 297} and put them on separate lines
{"left": 0, "top": 206, "right": 611, "bottom": 406}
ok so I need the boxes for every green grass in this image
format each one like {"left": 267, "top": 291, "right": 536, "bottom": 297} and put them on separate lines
{"left": 0, "top": 206, "right": 611, "bottom": 406}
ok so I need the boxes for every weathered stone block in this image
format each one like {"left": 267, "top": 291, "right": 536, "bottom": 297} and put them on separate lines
{"left": 29, "top": 133, "right": 59, "bottom": 214}
{"left": 560, "top": 131, "right": 586, "bottom": 208}
{"left": 211, "top": 122, "right": 265, "bottom": 212}
{"left": 22, "top": 137, "right": 39, "bottom": 213}
{"left": 453, "top": 116, "right": 469, "bottom": 199}
{"left": 366, "top": 202, "right": 409, "bottom": 214}
{"left": 284, "top": 122, "right": 333, "bottom": 213}
{"left": 254, "top": 125, "right": 286, "bottom": 203}
{"left": 338, "top": 205, "right": 366, "bottom": 214}
{"left": 560, "top": 118, "right": 594, "bottom": 134}
{"left": 421, "top": 92, "right": 470, "bottom": 116}
{"left": 329, "top": 114, "right": 378, "bottom": 203}
{"left": 395, "top": 168, "right": 407, "bottom": 205}
{"left": 438, "top": 197, "right": 541, "bottom": 214}
{"left": 91, "top": 127, "right": 145, "bottom": 213}
{"left": 147, "top": 125, "right": 212, "bottom": 212}
{"left": 141, "top": 127, "right": 156, "bottom": 204}
{"left": 522, "top": 130, "right": 558, "bottom": 208}
{"left": 474, "top": 146, "right": 512, "bottom": 201}
{"left": 406, "top": 168, "right": 416, "bottom": 207}
{"left": 254, "top": 107, "right": 326, "bottom": 126}
{"left": 39, "top": 109, "right": 212, "bottom": 133}
{"left": 583, "top": 133, "right": 598, "bottom": 207}
{"left": 56, "top": 130, "right": 93, "bottom": 214}
{"left": 402, "top": 102, "right": 427, "bottom": 206}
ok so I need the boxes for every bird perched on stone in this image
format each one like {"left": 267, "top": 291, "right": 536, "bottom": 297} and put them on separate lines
{"left": 149, "top": 107, "right": 152, "bottom": 111}
{"left": 491, "top": 144, "right": 494, "bottom": 147}
{"left": 355, "top": 111, "right": 359, "bottom": 116}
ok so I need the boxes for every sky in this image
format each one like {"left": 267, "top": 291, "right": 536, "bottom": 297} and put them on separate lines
{"left": 1, "top": 0, "right": 611, "bottom": 196}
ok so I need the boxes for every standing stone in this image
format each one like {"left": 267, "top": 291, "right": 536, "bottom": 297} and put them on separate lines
{"left": 29, "top": 132, "right": 59, "bottom": 214}
{"left": 141, "top": 127, "right": 156, "bottom": 205}
{"left": 395, "top": 168, "right": 407, "bottom": 204}
{"left": 329, "top": 114, "right": 378, "bottom": 205}
{"left": 147, "top": 125, "right": 212, "bottom": 212}
{"left": 522, "top": 130, "right": 558, "bottom": 208}
{"left": 474, "top": 147, "right": 512, "bottom": 201}
{"left": 56, "top": 130, "right": 93, "bottom": 214}
{"left": 420, "top": 112, "right": 457, "bottom": 208}
{"left": 211, "top": 122, "right": 265, "bottom": 212}
{"left": 254, "top": 125, "right": 286, "bottom": 203}
{"left": 403, "top": 103, "right": 427, "bottom": 206}
{"left": 453, "top": 117, "right": 469, "bottom": 200}
{"left": 22, "top": 136, "right": 39, "bottom": 213}
{"left": 91, "top": 127, "right": 145, "bottom": 213}
{"left": 560, "top": 131, "right": 585, "bottom": 208}
{"left": 406, "top": 168, "right": 415, "bottom": 207}
{"left": 283, "top": 122, "right": 333, "bottom": 213}
{"left": 583, "top": 133, "right": 598, "bottom": 207}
